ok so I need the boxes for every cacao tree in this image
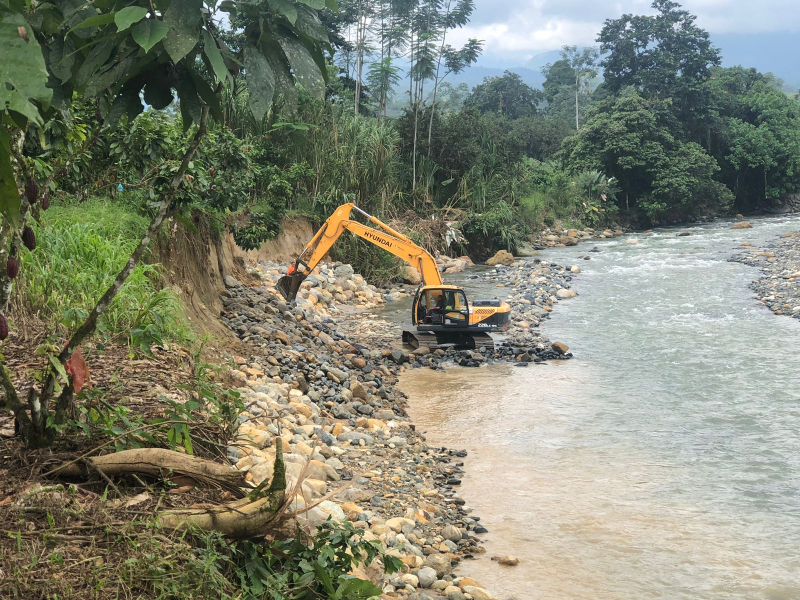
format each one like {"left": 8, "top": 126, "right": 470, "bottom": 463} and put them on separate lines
{"left": 0, "top": 0, "right": 333, "bottom": 447}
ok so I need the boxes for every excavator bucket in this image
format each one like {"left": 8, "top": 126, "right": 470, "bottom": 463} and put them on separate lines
{"left": 277, "top": 273, "right": 306, "bottom": 303}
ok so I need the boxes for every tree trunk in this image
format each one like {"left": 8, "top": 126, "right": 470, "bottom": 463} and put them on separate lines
{"left": 427, "top": 3, "right": 451, "bottom": 156}
{"left": 575, "top": 75, "right": 580, "bottom": 130}
{"left": 52, "top": 448, "right": 247, "bottom": 491}
{"left": 161, "top": 439, "right": 286, "bottom": 537}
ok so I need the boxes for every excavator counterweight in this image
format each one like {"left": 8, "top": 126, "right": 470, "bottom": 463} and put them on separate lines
{"left": 277, "top": 203, "right": 511, "bottom": 350}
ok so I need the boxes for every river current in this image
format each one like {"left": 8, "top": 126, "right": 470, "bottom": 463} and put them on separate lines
{"left": 398, "top": 216, "right": 800, "bottom": 600}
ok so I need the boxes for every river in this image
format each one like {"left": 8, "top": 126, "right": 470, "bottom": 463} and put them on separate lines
{"left": 398, "top": 216, "right": 800, "bottom": 600}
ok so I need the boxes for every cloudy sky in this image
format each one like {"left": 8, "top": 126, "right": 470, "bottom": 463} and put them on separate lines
{"left": 450, "top": 0, "right": 800, "bottom": 66}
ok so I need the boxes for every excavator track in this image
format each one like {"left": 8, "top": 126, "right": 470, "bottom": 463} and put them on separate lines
{"left": 402, "top": 330, "right": 495, "bottom": 351}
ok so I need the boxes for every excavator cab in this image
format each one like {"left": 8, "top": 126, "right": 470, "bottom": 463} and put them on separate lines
{"left": 413, "top": 287, "right": 469, "bottom": 328}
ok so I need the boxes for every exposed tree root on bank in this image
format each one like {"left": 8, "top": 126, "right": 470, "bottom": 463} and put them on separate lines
{"left": 50, "top": 447, "right": 248, "bottom": 494}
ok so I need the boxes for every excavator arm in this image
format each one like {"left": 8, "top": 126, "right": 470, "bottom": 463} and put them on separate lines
{"left": 278, "top": 203, "right": 442, "bottom": 302}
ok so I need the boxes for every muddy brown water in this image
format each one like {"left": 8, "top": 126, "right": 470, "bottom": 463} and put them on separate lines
{"left": 398, "top": 216, "right": 800, "bottom": 600}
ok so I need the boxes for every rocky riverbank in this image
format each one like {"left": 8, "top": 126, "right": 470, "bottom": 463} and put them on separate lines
{"left": 732, "top": 230, "right": 800, "bottom": 319}
{"left": 218, "top": 254, "right": 578, "bottom": 599}
{"left": 526, "top": 225, "right": 627, "bottom": 251}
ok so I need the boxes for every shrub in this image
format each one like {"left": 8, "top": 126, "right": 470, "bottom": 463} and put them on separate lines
{"left": 330, "top": 235, "right": 403, "bottom": 287}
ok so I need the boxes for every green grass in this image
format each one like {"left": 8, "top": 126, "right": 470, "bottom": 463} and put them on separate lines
{"left": 43, "top": 195, "right": 151, "bottom": 241}
{"left": 15, "top": 196, "right": 189, "bottom": 348}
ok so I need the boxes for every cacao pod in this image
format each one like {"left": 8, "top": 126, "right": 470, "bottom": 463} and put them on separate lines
{"left": 22, "top": 226, "right": 36, "bottom": 251}
{"left": 6, "top": 256, "right": 18, "bottom": 279}
{"left": 41, "top": 192, "right": 50, "bottom": 210}
{"left": 25, "top": 179, "right": 38, "bottom": 204}
{"left": 0, "top": 314, "right": 8, "bottom": 340}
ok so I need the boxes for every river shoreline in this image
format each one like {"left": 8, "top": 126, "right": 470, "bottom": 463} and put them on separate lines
{"left": 732, "top": 229, "right": 800, "bottom": 319}
{"left": 218, "top": 255, "right": 579, "bottom": 599}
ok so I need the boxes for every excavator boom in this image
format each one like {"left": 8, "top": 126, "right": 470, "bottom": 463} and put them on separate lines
{"left": 278, "top": 203, "right": 442, "bottom": 302}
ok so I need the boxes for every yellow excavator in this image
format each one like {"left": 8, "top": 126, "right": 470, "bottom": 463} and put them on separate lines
{"left": 277, "top": 203, "right": 512, "bottom": 350}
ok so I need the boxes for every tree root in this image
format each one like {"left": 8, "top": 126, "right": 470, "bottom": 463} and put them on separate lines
{"left": 159, "top": 439, "right": 287, "bottom": 538}
{"left": 47, "top": 441, "right": 290, "bottom": 539}
{"left": 52, "top": 448, "right": 246, "bottom": 495}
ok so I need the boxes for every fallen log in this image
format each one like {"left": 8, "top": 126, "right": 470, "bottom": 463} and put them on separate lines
{"left": 52, "top": 448, "right": 246, "bottom": 493}
{"left": 160, "top": 439, "right": 287, "bottom": 537}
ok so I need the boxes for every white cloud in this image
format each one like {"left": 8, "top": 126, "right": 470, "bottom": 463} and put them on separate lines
{"left": 457, "top": 0, "right": 800, "bottom": 57}
{"left": 451, "top": 18, "right": 601, "bottom": 53}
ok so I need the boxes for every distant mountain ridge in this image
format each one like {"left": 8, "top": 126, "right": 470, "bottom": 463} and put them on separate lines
{"left": 442, "top": 32, "right": 800, "bottom": 92}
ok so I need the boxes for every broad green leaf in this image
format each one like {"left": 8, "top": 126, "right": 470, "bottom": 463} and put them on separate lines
{"left": 73, "top": 38, "right": 115, "bottom": 89}
{"left": 187, "top": 67, "right": 222, "bottom": 121}
{"left": 49, "top": 355, "right": 69, "bottom": 385}
{"left": 293, "top": 7, "right": 329, "bottom": 42}
{"left": 0, "top": 137, "right": 20, "bottom": 228}
{"left": 244, "top": 44, "right": 275, "bottom": 122}
{"left": 60, "top": 0, "right": 98, "bottom": 36}
{"left": 325, "top": 0, "right": 338, "bottom": 10}
{"left": 132, "top": 18, "right": 168, "bottom": 53}
{"left": 334, "top": 576, "right": 382, "bottom": 599}
{"left": 163, "top": 0, "right": 202, "bottom": 64}
{"left": 201, "top": 29, "right": 229, "bottom": 83}
{"left": 0, "top": 13, "right": 52, "bottom": 124}
{"left": 278, "top": 36, "right": 325, "bottom": 99}
{"left": 69, "top": 12, "right": 115, "bottom": 32}
{"left": 84, "top": 49, "right": 137, "bottom": 96}
{"left": 114, "top": 6, "right": 148, "bottom": 31}
{"left": 267, "top": 50, "right": 297, "bottom": 113}
{"left": 28, "top": 2, "right": 63, "bottom": 36}
{"left": 176, "top": 69, "right": 201, "bottom": 130}
{"left": 47, "top": 37, "right": 76, "bottom": 82}
{"left": 106, "top": 87, "right": 143, "bottom": 127}
{"left": 3, "top": 0, "right": 26, "bottom": 12}
{"left": 268, "top": 0, "right": 297, "bottom": 25}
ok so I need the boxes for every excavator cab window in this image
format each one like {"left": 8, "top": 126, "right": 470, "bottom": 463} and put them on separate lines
{"left": 420, "top": 289, "right": 468, "bottom": 326}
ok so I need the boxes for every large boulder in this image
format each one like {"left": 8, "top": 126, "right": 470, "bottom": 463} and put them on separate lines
{"left": 424, "top": 553, "right": 453, "bottom": 578}
{"left": 457, "top": 255, "right": 474, "bottom": 267}
{"left": 485, "top": 250, "right": 514, "bottom": 266}
{"left": 732, "top": 221, "right": 753, "bottom": 229}
{"left": 516, "top": 242, "right": 540, "bottom": 257}
{"left": 334, "top": 264, "right": 355, "bottom": 278}
{"left": 402, "top": 265, "right": 422, "bottom": 285}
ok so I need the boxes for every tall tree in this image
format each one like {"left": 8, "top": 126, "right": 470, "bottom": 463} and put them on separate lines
{"left": 352, "top": 0, "right": 377, "bottom": 116}
{"left": 366, "top": 56, "right": 402, "bottom": 117}
{"left": 559, "top": 45, "right": 598, "bottom": 130}
{"left": 563, "top": 90, "right": 732, "bottom": 223}
{"left": 597, "top": 0, "right": 720, "bottom": 137}
{"left": 465, "top": 72, "right": 543, "bottom": 120}
{"left": 706, "top": 67, "right": 800, "bottom": 209}
{"left": 425, "top": 0, "right": 481, "bottom": 152}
